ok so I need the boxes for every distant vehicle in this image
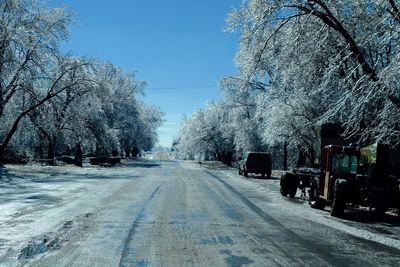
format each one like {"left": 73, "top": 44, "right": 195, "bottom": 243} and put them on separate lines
{"left": 238, "top": 152, "right": 272, "bottom": 178}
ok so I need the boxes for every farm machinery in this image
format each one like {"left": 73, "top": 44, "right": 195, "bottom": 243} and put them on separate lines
{"left": 280, "top": 143, "right": 400, "bottom": 217}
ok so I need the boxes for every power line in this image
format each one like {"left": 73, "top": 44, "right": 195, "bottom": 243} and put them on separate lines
{"left": 146, "top": 85, "right": 216, "bottom": 90}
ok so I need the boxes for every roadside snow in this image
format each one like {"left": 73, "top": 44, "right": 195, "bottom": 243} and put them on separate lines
{"left": 0, "top": 163, "right": 139, "bottom": 262}
{"left": 184, "top": 160, "right": 400, "bottom": 251}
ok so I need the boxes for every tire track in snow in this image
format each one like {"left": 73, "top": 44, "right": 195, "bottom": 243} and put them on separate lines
{"left": 204, "top": 170, "right": 343, "bottom": 266}
{"left": 222, "top": 169, "right": 400, "bottom": 251}
{"left": 119, "top": 185, "right": 161, "bottom": 267}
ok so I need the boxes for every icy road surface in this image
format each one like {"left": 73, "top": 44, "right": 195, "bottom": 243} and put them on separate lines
{"left": 1, "top": 153, "right": 400, "bottom": 266}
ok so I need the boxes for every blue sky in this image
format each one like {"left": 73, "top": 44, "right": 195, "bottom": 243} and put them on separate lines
{"left": 49, "top": 0, "right": 240, "bottom": 147}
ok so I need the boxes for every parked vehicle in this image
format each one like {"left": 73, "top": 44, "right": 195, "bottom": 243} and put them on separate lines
{"left": 282, "top": 143, "right": 400, "bottom": 217}
{"left": 280, "top": 123, "right": 400, "bottom": 217}
{"left": 238, "top": 152, "right": 272, "bottom": 178}
{"left": 307, "top": 144, "right": 360, "bottom": 214}
{"left": 312, "top": 144, "right": 400, "bottom": 217}
{"left": 280, "top": 167, "right": 318, "bottom": 198}
{"left": 280, "top": 123, "right": 356, "bottom": 199}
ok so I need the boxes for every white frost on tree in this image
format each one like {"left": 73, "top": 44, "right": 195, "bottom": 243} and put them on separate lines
{"left": 177, "top": 0, "right": 400, "bottom": 167}
{"left": 0, "top": 0, "right": 164, "bottom": 163}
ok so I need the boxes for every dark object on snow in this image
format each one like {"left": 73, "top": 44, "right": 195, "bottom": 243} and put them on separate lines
{"left": 281, "top": 167, "right": 319, "bottom": 198}
{"left": 89, "top": 157, "right": 121, "bottom": 166}
{"left": 37, "top": 158, "right": 56, "bottom": 166}
{"left": 58, "top": 156, "right": 75, "bottom": 165}
{"left": 238, "top": 152, "right": 272, "bottom": 178}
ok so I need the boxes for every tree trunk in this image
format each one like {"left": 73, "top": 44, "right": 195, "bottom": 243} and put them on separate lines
{"left": 283, "top": 141, "right": 288, "bottom": 171}
{"left": 0, "top": 144, "right": 4, "bottom": 163}
{"left": 297, "top": 149, "right": 306, "bottom": 167}
{"left": 0, "top": 88, "right": 71, "bottom": 163}
{"left": 131, "top": 147, "right": 139, "bottom": 157}
{"left": 308, "top": 147, "right": 316, "bottom": 167}
{"left": 38, "top": 143, "right": 44, "bottom": 159}
{"left": 47, "top": 136, "right": 56, "bottom": 166}
{"left": 74, "top": 142, "right": 83, "bottom": 167}
{"left": 0, "top": 99, "right": 5, "bottom": 119}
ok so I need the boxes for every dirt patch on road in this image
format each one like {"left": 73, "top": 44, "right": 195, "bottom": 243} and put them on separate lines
{"left": 17, "top": 213, "right": 95, "bottom": 260}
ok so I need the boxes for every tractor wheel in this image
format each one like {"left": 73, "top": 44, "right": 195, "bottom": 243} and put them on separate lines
{"left": 309, "top": 177, "right": 325, "bottom": 209}
{"left": 287, "top": 174, "right": 298, "bottom": 198}
{"left": 375, "top": 207, "right": 387, "bottom": 218}
{"left": 331, "top": 179, "right": 347, "bottom": 217}
{"left": 289, "top": 187, "right": 297, "bottom": 198}
{"left": 280, "top": 174, "right": 289, "bottom": 197}
{"left": 244, "top": 170, "right": 248, "bottom": 177}
{"left": 388, "top": 176, "right": 400, "bottom": 219}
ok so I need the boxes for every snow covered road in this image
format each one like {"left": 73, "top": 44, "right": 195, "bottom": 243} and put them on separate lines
{"left": 1, "top": 154, "right": 400, "bottom": 266}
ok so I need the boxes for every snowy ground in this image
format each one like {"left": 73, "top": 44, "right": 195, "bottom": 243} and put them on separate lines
{"left": 1, "top": 162, "right": 151, "bottom": 265}
{"left": 200, "top": 162, "right": 400, "bottom": 249}
{"left": 1, "top": 154, "right": 400, "bottom": 266}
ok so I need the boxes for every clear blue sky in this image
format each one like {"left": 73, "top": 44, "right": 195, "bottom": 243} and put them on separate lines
{"left": 49, "top": 0, "right": 240, "bottom": 147}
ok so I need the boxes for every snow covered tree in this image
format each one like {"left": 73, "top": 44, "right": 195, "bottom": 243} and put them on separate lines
{"left": 0, "top": 1, "right": 164, "bottom": 163}
{"left": 176, "top": 101, "right": 235, "bottom": 164}
{"left": 0, "top": 0, "right": 82, "bottom": 161}
{"left": 26, "top": 57, "right": 97, "bottom": 162}
{"left": 221, "top": 77, "right": 268, "bottom": 156}
{"left": 221, "top": 0, "right": 400, "bottom": 166}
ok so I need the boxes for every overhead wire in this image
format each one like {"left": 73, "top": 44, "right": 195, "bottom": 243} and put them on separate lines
{"left": 145, "top": 85, "right": 217, "bottom": 90}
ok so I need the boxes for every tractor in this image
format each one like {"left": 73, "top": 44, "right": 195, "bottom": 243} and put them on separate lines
{"left": 308, "top": 144, "right": 400, "bottom": 217}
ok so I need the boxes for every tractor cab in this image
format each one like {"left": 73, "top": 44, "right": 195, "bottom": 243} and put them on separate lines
{"left": 310, "top": 143, "right": 399, "bottom": 217}
{"left": 319, "top": 145, "right": 360, "bottom": 201}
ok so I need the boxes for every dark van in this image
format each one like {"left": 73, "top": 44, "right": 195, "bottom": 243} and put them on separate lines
{"left": 238, "top": 152, "right": 272, "bottom": 178}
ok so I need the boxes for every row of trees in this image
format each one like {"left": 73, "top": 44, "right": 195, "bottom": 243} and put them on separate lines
{"left": 0, "top": 0, "right": 163, "bottom": 164}
{"left": 175, "top": 0, "right": 400, "bottom": 168}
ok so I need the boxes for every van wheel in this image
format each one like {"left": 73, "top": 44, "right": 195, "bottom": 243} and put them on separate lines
{"left": 287, "top": 174, "right": 298, "bottom": 198}
{"left": 331, "top": 179, "right": 347, "bottom": 217}
{"left": 309, "top": 177, "right": 325, "bottom": 209}
{"left": 375, "top": 207, "right": 387, "bottom": 218}
{"left": 289, "top": 187, "right": 297, "bottom": 198}
{"left": 280, "top": 174, "right": 289, "bottom": 197}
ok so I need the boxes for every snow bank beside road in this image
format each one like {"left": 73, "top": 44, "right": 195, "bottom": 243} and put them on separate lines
{"left": 186, "top": 160, "right": 400, "bottom": 251}
{"left": 0, "top": 162, "right": 139, "bottom": 263}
